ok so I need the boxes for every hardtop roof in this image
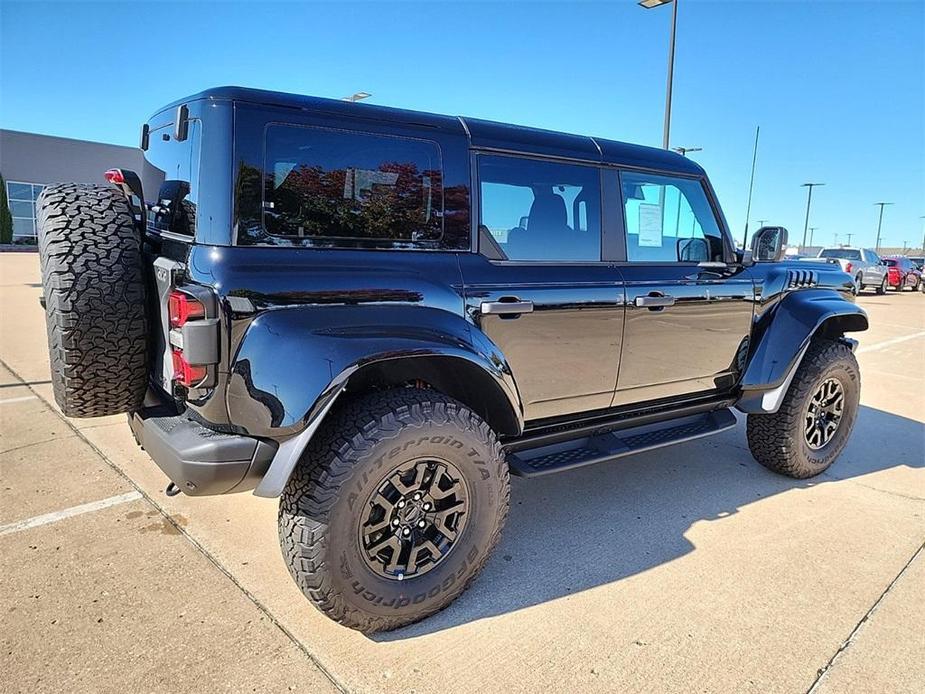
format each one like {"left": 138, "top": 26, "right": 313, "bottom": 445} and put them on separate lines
{"left": 155, "top": 86, "right": 703, "bottom": 175}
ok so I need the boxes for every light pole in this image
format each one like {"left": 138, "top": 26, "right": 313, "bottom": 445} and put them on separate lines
{"left": 639, "top": 0, "right": 679, "bottom": 150}
{"left": 756, "top": 219, "right": 769, "bottom": 229}
{"left": 342, "top": 91, "right": 371, "bottom": 103}
{"left": 671, "top": 146, "right": 700, "bottom": 235}
{"left": 920, "top": 216, "right": 925, "bottom": 254}
{"left": 846, "top": 233, "right": 853, "bottom": 246}
{"left": 809, "top": 226, "right": 818, "bottom": 247}
{"left": 874, "top": 202, "right": 893, "bottom": 252}
{"left": 801, "top": 183, "right": 825, "bottom": 251}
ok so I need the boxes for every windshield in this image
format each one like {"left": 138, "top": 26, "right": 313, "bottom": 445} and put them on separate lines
{"left": 820, "top": 248, "right": 861, "bottom": 260}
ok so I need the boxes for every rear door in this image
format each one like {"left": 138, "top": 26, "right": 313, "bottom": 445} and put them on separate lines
{"left": 611, "top": 170, "right": 754, "bottom": 405}
{"left": 460, "top": 153, "right": 625, "bottom": 422}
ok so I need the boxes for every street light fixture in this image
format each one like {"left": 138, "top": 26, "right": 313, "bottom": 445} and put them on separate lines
{"left": 342, "top": 91, "right": 372, "bottom": 103}
{"left": 800, "top": 183, "right": 825, "bottom": 251}
{"left": 755, "top": 219, "right": 769, "bottom": 228}
{"left": 874, "top": 202, "right": 893, "bottom": 252}
{"left": 672, "top": 146, "right": 701, "bottom": 157}
{"left": 638, "top": 0, "right": 678, "bottom": 150}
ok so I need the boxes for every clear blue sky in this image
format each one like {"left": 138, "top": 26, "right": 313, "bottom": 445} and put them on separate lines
{"left": 2, "top": 0, "right": 923, "bottom": 249}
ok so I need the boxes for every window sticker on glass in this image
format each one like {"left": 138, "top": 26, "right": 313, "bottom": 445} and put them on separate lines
{"left": 638, "top": 203, "right": 663, "bottom": 247}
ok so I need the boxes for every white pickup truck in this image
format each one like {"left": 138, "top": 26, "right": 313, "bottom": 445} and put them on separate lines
{"left": 816, "top": 247, "right": 889, "bottom": 295}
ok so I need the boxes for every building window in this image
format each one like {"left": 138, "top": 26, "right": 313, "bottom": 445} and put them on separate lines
{"left": 6, "top": 181, "right": 45, "bottom": 244}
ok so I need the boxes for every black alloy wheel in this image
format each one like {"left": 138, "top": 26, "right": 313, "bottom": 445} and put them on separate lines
{"left": 359, "top": 458, "right": 470, "bottom": 580}
{"left": 804, "top": 377, "right": 845, "bottom": 450}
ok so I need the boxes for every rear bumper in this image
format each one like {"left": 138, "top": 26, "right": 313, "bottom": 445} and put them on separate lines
{"left": 128, "top": 393, "right": 276, "bottom": 496}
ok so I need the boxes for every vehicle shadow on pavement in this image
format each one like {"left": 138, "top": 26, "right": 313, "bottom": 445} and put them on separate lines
{"left": 374, "top": 405, "right": 923, "bottom": 640}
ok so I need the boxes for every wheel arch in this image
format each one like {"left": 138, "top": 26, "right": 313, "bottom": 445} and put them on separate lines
{"left": 736, "top": 289, "right": 867, "bottom": 414}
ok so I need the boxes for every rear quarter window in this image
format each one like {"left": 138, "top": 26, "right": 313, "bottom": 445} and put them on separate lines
{"left": 256, "top": 124, "right": 444, "bottom": 248}
{"left": 143, "top": 120, "right": 201, "bottom": 238}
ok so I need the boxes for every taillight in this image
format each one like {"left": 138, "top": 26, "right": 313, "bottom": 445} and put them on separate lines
{"left": 168, "top": 290, "right": 205, "bottom": 328}
{"left": 844, "top": 262, "right": 853, "bottom": 274}
{"left": 168, "top": 289, "right": 209, "bottom": 387}
{"left": 888, "top": 267, "right": 900, "bottom": 281}
{"left": 104, "top": 168, "right": 125, "bottom": 184}
{"left": 171, "top": 349, "right": 207, "bottom": 387}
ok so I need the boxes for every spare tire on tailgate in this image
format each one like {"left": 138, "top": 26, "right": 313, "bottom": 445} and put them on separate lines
{"left": 37, "top": 183, "right": 149, "bottom": 417}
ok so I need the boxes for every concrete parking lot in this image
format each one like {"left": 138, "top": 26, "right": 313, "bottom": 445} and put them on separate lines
{"left": 1, "top": 252, "right": 922, "bottom": 693}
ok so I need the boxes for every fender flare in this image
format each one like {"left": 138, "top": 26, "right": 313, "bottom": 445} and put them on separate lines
{"left": 736, "top": 289, "right": 867, "bottom": 414}
{"left": 222, "top": 304, "right": 523, "bottom": 497}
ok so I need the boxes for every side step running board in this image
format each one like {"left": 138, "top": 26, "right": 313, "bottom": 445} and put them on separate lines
{"left": 506, "top": 409, "right": 737, "bottom": 478}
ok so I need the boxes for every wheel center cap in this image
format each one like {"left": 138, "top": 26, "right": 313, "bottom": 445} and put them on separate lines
{"left": 401, "top": 503, "right": 423, "bottom": 523}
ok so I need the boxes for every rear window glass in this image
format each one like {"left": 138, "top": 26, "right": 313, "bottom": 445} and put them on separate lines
{"left": 263, "top": 125, "right": 443, "bottom": 246}
{"left": 820, "top": 248, "right": 861, "bottom": 260}
{"left": 143, "top": 120, "right": 200, "bottom": 237}
{"left": 883, "top": 258, "right": 898, "bottom": 267}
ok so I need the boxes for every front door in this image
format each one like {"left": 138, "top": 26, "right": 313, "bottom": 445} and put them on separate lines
{"left": 613, "top": 170, "right": 754, "bottom": 405}
{"left": 460, "top": 154, "right": 625, "bottom": 422}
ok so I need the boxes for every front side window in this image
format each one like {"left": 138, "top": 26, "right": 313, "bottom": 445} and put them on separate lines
{"left": 478, "top": 155, "right": 601, "bottom": 261}
{"left": 262, "top": 125, "right": 443, "bottom": 246}
{"left": 620, "top": 171, "right": 725, "bottom": 262}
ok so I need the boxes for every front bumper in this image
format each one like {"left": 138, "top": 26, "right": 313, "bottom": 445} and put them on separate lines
{"left": 128, "top": 394, "right": 277, "bottom": 496}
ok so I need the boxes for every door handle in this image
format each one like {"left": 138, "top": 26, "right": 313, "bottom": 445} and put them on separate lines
{"left": 480, "top": 299, "right": 534, "bottom": 315}
{"left": 634, "top": 293, "right": 676, "bottom": 309}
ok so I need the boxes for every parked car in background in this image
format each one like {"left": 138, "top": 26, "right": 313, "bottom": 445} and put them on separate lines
{"left": 907, "top": 256, "right": 924, "bottom": 270}
{"left": 817, "top": 247, "right": 889, "bottom": 295}
{"left": 883, "top": 256, "right": 922, "bottom": 291}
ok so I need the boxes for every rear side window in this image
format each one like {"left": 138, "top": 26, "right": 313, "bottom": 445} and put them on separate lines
{"left": 263, "top": 125, "right": 443, "bottom": 246}
{"left": 820, "top": 248, "right": 861, "bottom": 260}
{"left": 143, "top": 120, "right": 201, "bottom": 238}
{"left": 478, "top": 155, "right": 601, "bottom": 261}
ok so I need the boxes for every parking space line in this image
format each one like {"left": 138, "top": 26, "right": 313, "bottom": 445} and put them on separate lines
{"left": 0, "top": 491, "right": 142, "bottom": 537}
{"left": 0, "top": 395, "right": 39, "bottom": 405}
{"left": 857, "top": 331, "right": 925, "bottom": 354}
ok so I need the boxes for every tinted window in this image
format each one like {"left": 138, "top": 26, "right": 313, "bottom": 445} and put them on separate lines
{"left": 478, "top": 155, "right": 601, "bottom": 261}
{"left": 820, "top": 248, "right": 861, "bottom": 260}
{"left": 883, "top": 258, "right": 898, "bottom": 267}
{"left": 620, "top": 171, "right": 724, "bottom": 262}
{"left": 144, "top": 120, "right": 200, "bottom": 237}
{"left": 263, "top": 125, "right": 442, "bottom": 245}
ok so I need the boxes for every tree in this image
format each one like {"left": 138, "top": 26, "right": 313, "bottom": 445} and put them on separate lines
{"left": 0, "top": 173, "right": 13, "bottom": 244}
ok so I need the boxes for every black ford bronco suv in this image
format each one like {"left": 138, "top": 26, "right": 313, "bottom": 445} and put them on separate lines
{"left": 36, "top": 87, "right": 868, "bottom": 633}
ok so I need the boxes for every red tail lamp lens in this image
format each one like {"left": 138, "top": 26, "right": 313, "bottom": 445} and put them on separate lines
{"left": 104, "top": 168, "right": 125, "bottom": 184}
{"left": 168, "top": 290, "right": 205, "bottom": 328}
{"left": 844, "top": 263, "right": 853, "bottom": 274}
{"left": 171, "top": 349, "right": 207, "bottom": 386}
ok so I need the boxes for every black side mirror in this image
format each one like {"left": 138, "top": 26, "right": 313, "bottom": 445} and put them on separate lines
{"left": 750, "top": 226, "right": 788, "bottom": 262}
{"left": 677, "top": 237, "right": 710, "bottom": 262}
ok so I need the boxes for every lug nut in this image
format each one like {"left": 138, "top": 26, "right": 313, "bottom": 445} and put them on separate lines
{"left": 391, "top": 518, "right": 400, "bottom": 526}
{"left": 422, "top": 502, "right": 431, "bottom": 511}
{"left": 403, "top": 528, "right": 411, "bottom": 536}
{"left": 413, "top": 492, "right": 422, "bottom": 501}
{"left": 397, "top": 500, "right": 406, "bottom": 508}
{"left": 417, "top": 520, "right": 426, "bottom": 528}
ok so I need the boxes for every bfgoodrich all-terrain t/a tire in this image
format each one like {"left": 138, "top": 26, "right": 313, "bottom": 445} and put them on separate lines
{"left": 746, "top": 339, "right": 860, "bottom": 479}
{"left": 279, "top": 388, "right": 510, "bottom": 633}
{"left": 36, "top": 184, "right": 148, "bottom": 417}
